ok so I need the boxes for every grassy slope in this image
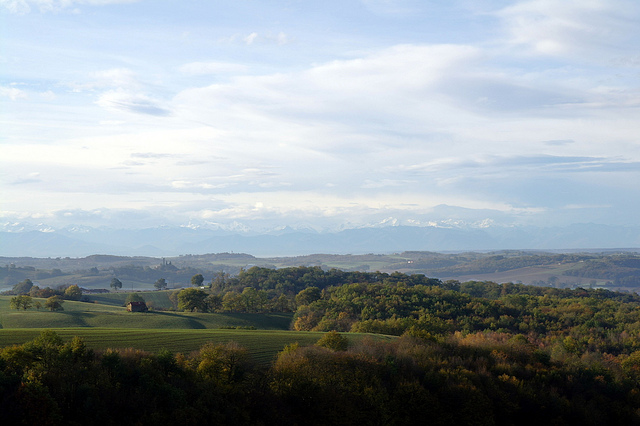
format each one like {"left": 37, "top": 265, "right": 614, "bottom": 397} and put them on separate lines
{"left": 0, "top": 296, "right": 394, "bottom": 363}
{"left": 0, "top": 296, "right": 293, "bottom": 329}
{"left": 30, "top": 275, "right": 159, "bottom": 291}
{"left": 433, "top": 264, "right": 606, "bottom": 286}
{"left": 0, "top": 328, "right": 395, "bottom": 364}
{"left": 86, "top": 290, "right": 175, "bottom": 309}
{"left": 0, "top": 328, "right": 376, "bottom": 364}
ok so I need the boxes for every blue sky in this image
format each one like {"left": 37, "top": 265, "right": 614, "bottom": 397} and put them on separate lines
{"left": 2, "top": 0, "right": 640, "bottom": 233}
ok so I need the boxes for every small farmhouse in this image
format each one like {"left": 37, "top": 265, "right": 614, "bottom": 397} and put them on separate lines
{"left": 127, "top": 301, "right": 148, "bottom": 312}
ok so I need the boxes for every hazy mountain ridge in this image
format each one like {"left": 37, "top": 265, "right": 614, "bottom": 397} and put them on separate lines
{"left": 2, "top": 222, "right": 640, "bottom": 257}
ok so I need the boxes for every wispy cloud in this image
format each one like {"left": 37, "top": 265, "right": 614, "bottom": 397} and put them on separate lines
{"left": 244, "top": 32, "right": 258, "bottom": 45}
{"left": 178, "top": 61, "right": 248, "bottom": 76}
{"left": 174, "top": 44, "right": 482, "bottom": 140}
{"left": 0, "top": 0, "right": 141, "bottom": 14}
{"left": 96, "top": 89, "right": 171, "bottom": 116}
{"left": 396, "top": 155, "right": 640, "bottom": 175}
{"left": 170, "top": 180, "right": 229, "bottom": 190}
{"left": 544, "top": 139, "right": 575, "bottom": 146}
{"left": 131, "top": 152, "right": 179, "bottom": 159}
{"left": 220, "top": 31, "right": 293, "bottom": 46}
{"left": 360, "top": 0, "right": 422, "bottom": 17}
{"left": 361, "top": 179, "right": 415, "bottom": 189}
{"left": 70, "top": 68, "right": 139, "bottom": 92}
{"left": 10, "top": 172, "right": 41, "bottom": 185}
{"left": 3, "top": 1, "right": 640, "bottom": 234}
{"left": 0, "top": 85, "right": 28, "bottom": 100}
{"left": 496, "top": 0, "right": 640, "bottom": 58}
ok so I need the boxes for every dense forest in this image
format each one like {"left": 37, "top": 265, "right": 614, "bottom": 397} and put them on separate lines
{"left": 199, "top": 267, "right": 640, "bottom": 358}
{"left": 2, "top": 328, "right": 640, "bottom": 425}
{"left": 4, "top": 266, "right": 640, "bottom": 424}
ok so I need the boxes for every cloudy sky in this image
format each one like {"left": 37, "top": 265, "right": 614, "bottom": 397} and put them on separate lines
{"left": 2, "top": 0, "right": 640, "bottom": 233}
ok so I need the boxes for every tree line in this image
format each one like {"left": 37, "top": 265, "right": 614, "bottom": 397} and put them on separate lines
{"left": 1, "top": 329, "right": 639, "bottom": 425}
{"left": 6, "top": 279, "right": 84, "bottom": 312}
{"left": 166, "top": 267, "right": 439, "bottom": 313}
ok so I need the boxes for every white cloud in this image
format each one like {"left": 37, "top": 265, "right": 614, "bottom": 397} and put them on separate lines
{"left": 96, "top": 89, "right": 170, "bottom": 116}
{"left": 360, "top": 0, "right": 421, "bottom": 17}
{"left": 91, "top": 68, "right": 139, "bottom": 87}
{"left": 244, "top": 32, "right": 258, "bottom": 45}
{"left": 544, "top": 139, "right": 575, "bottom": 146}
{"left": 39, "top": 90, "right": 56, "bottom": 100}
{"left": 69, "top": 68, "right": 139, "bottom": 92}
{"left": 174, "top": 44, "right": 483, "bottom": 146}
{"left": 178, "top": 61, "right": 248, "bottom": 76}
{"left": 275, "top": 32, "right": 290, "bottom": 45}
{"left": 0, "top": 0, "right": 30, "bottom": 13}
{"left": 165, "top": 40, "right": 640, "bottom": 220}
{"left": 67, "top": 68, "right": 173, "bottom": 118}
{"left": 496, "top": 0, "right": 640, "bottom": 57}
{"left": 170, "top": 180, "right": 229, "bottom": 190}
{"left": 0, "top": 85, "right": 28, "bottom": 100}
{"left": 4, "top": 0, "right": 640, "bottom": 235}
{"left": 361, "top": 179, "right": 415, "bottom": 189}
{"left": 0, "top": 0, "right": 141, "bottom": 14}
{"left": 11, "top": 172, "right": 41, "bottom": 185}
{"left": 232, "top": 31, "right": 291, "bottom": 46}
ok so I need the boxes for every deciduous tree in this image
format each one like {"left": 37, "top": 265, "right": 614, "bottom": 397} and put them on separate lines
{"left": 45, "top": 295, "right": 64, "bottom": 311}
{"left": 154, "top": 278, "right": 167, "bottom": 290}
{"left": 210, "top": 271, "right": 230, "bottom": 291}
{"left": 10, "top": 295, "right": 33, "bottom": 310}
{"left": 190, "top": 274, "right": 204, "bottom": 287}
{"left": 125, "top": 293, "right": 145, "bottom": 304}
{"left": 64, "top": 285, "right": 82, "bottom": 300}
{"left": 205, "top": 294, "right": 222, "bottom": 312}
{"left": 197, "top": 341, "right": 248, "bottom": 385}
{"left": 295, "top": 286, "right": 321, "bottom": 306}
{"left": 13, "top": 278, "right": 34, "bottom": 295}
{"left": 178, "top": 288, "right": 207, "bottom": 312}
{"left": 273, "top": 294, "right": 292, "bottom": 312}
{"left": 315, "top": 331, "right": 348, "bottom": 351}
{"left": 110, "top": 278, "right": 122, "bottom": 291}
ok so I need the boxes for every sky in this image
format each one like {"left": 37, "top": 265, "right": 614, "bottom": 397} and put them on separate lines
{"left": 2, "top": 0, "right": 640, "bottom": 233}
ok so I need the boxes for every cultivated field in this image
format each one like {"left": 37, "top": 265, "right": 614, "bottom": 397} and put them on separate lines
{"left": 0, "top": 328, "right": 393, "bottom": 364}
{"left": 86, "top": 290, "right": 176, "bottom": 309}
{"left": 0, "top": 296, "right": 292, "bottom": 329}
{"left": 0, "top": 295, "right": 393, "bottom": 363}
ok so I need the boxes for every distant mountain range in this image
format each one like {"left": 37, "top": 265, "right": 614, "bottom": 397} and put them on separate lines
{"left": 1, "top": 223, "right": 640, "bottom": 257}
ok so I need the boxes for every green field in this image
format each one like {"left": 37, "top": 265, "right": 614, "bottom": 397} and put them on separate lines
{"left": 433, "top": 264, "right": 611, "bottom": 287}
{"left": 0, "top": 328, "right": 393, "bottom": 364}
{"left": 85, "top": 290, "right": 176, "bottom": 309}
{"left": 0, "top": 296, "right": 395, "bottom": 362}
{"left": 0, "top": 296, "right": 293, "bottom": 329}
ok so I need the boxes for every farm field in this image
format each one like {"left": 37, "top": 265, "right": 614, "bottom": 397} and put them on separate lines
{"left": 5, "top": 251, "right": 640, "bottom": 292}
{"left": 0, "top": 296, "right": 293, "bottom": 329}
{"left": 0, "top": 328, "right": 392, "bottom": 364}
{"left": 0, "top": 295, "right": 393, "bottom": 363}
{"left": 434, "top": 265, "right": 608, "bottom": 287}
{"left": 86, "top": 290, "right": 176, "bottom": 309}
